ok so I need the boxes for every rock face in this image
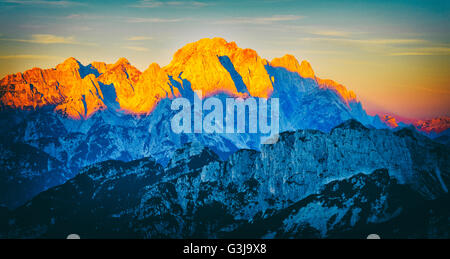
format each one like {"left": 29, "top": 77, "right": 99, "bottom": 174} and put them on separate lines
{"left": 0, "top": 38, "right": 398, "bottom": 209}
{"left": 1, "top": 121, "right": 448, "bottom": 238}
{"left": 0, "top": 38, "right": 367, "bottom": 120}
{"left": 0, "top": 56, "right": 178, "bottom": 119}
{"left": 234, "top": 169, "right": 450, "bottom": 239}
{"left": 270, "top": 54, "right": 315, "bottom": 79}
{"left": 414, "top": 116, "right": 450, "bottom": 135}
{"left": 165, "top": 37, "right": 273, "bottom": 98}
{"left": 380, "top": 115, "right": 398, "bottom": 128}
{"left": 0, "top": 38, "right": 449, "bottom": 237}
{"left": 0, "top": 141, "right": 68, "bottom": 208}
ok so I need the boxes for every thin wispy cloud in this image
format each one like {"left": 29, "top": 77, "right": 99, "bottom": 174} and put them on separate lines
{"left": 19, "top": 23, "right": 92, "bottom": 31}
{"left": 14, "top": 34, "right": 75, "bottom": 44}
{"left": 0, "top": 54, "right": 62, "bottom": 60}
{"left": 65, "top": 14, "right": 107, "bottom": 20}
{"left": 1, "top": 0, "right": 84, "bottom": 7}
{"left": 127, "top": 17, "right": 184, "bottom": 23}
{"left": 389, "top": 47, "right": 450, "bottom": 56}
{"left": 297, "top": 49, "right": 345, "bottom": 55}
{"left": 74, "top": 26, "right": 92, "bottom": 31}
{"left": 216, "top": 15, "right": 303, "bottom": 25}
{"left": 263, "top": 24, "right": 361, "bottom": 38}
{"left": 310, "top": 30, "right": 352, "bottom": 37}
{"left": 300, "top": 36, "right": 450, "bottom": 56}
{"left": 66, "top": 14, "right": 82, "bottom": 19}
{"left": 127, "top": 36, "right": 153, "bottom": 41}
{"left": 301, "top": 37, "right": 428, "bottom": 45}
{"left": 130, "top": 0, "right": 209, "bottom": 8}
{"left": 389, "top": 52, "right": 436, "bottom": 56}
{"left": 124, "top": 46, "right": 149, "bottom": 52}
{"left": 1, "top": 34, "right": 96, "bottom": 46}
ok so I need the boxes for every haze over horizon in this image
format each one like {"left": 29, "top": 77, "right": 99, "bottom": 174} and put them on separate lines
{"left": 0, "top": 0, "right": 448, "bottom": 119}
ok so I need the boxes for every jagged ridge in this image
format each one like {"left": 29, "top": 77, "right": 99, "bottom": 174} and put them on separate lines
{"left": 1, "top": 121, "right": 448, "bottom": 238}
{"left": 0, "top": 37, "right": 360, "bottom": 119}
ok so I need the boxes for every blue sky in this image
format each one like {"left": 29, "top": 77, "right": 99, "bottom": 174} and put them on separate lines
{"left": 0, "top": 0, "right": 449, "bottom": 118}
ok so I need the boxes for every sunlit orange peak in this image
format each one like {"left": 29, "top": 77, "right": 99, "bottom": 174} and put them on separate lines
{"left": 381, "top": 115, "right": 398, "bottom": 128}
{"left": 56, "top": 57, "right": 81, "bottom": 71}
{"left": 299, "top": 60, "right": 315, "bottom": 79}
{"left": 114, "top": 57, "right": 131, "bottom": 66}
{"left": 270, "top": 54, "right": 315, "bottom": 79}
{"left": 164, "top": 37, "right": 273, "bottom": 98}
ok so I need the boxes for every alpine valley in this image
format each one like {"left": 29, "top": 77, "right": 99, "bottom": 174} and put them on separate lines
{"left": 0, "top": 38, "right": 448, "bottom": 238}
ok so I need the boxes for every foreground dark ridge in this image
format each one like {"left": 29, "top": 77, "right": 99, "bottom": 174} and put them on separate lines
{"left": 1, "top": 120, "right": 448, "bottom": 238}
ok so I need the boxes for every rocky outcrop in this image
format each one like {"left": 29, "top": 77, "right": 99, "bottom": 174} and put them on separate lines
{"left": 414, "top": 116, "right": 450, "bottom": 135}
{"left": 270, "top": 54, "right": 315, "bottom": 79}
{"left": 380, "top": 115, "right": 398, "bottom": 128}
{"left": 165, "top": 37, "right": 273, "bottom": 98}
{"left": 1, "top": 120, "right": 448, "bottom": 238}
{"left": 0, "top": 38, "right": 447, "bottom": 214}
{"left": 0, "top": 38, "right": 364, "bottom": 119}
{"left": 233, "top": 169, "right": 450, "bottom": 238}
{"left": 0, "top": 141, "right": 68, "bottom": 208}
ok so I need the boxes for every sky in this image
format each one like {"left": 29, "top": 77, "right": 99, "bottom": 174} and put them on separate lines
{"left": 0, "top": 0, "right": 448, "bottom": 120}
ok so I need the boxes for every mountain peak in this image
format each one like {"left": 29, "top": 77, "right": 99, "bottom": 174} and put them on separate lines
{"left": 90, "top": 61, "right": 107, "bottom": 74}
{"left": 414, "top": 116, "right": 450, "bottom": 134}
{"left": 299, "top": 60, "right": 315, "bottom": 78}
{"left": 56, "top": 57, "right": 81, "bottom": 71}
{"left": 380, "top": 115, "right": 398, "bottom": 128}
{"left": 165, "top": 37, "right": 273, "bottom": 98}
{"left": 102, "top": 57, "right": 140, "bottom": 79}
{"left": 332, "top": 119, "right": 368, "bottom": 132}
{"left": 270, "top": 55, "right": 315, "bottom": 78}
{"left": 114, "top": 57, "right": 131, "bottom": 66}
{"left": 316, "top": 78, "right": 357, "bottom": 105}
{"left": 269, "top": 54, "right": 356, "bottom": 106}
{"left": 169, "top": 37, "right": 240, "bottom": 64}
{"left": 199, "top": 37, "right": 230, "bottom": 46}
{"left": 195, "top": 37, "right": 238, "bottom": 49}
{"left": 270, "top": 54, "right": 301, "bottom": 71}
{"left": 146, "top": 62, "right": 161, "bottom": 72}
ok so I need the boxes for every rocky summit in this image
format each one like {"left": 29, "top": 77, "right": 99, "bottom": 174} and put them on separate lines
{"left": 0, "top": 38, "right": 449, "bottom": 238}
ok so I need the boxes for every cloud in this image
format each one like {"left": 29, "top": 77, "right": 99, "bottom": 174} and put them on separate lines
{"left": 65, "top": 14, "right": 106, "bottom": 20}
{"left": 24, "top": 34, "right": 75, "bottom": 44}
{"left": 123, "top": 46, "right": 149, "bottom": 52}
{"left": 127, "top": 17, "right": 184, "bottom": 23}
{"left": 299, "top": 36, "right": 450, "bottom": 57}
{"left": 130, "top": 0, "right": 209, "bottom": 8}
{"left": 310, "top": 30, "right": 352, "bottom": 37}
{"left": 127, "top": 36, "right": 153, "bottom": 41}
{"left": 0, "top": 54, "right": 62, "bottom": 60}
{"left": 389, "top": 52, "right": 435, "bottom": 56}
{"left": 216, "top": 15, "right": 303, "bottom": 25}
{"left": 389, "top": 47, "right": 450, "bottom": 56}
{"left": 1, "top": 34, "right": 97, "bottom": 46}
{"left": 66, "top": 14, "right": 81, "bottom": 19}
{"left": 74, "top": 26, "right": 92, "bottom": 31}
{"left": 0, "top": 34, "right": 75, "bottom": 44}
{"left": 301, "top": 37, "right": 428, "bottom": 45}
{"left": 1, "top": 0, "right": 83, "bottom": 7}
{"left": 19, "top": 23, "right": 92, "bottom": 31}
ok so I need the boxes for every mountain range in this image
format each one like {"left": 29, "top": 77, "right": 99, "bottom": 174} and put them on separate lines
{"left": 0, "top": 38, "right": 448, "bottom": 238}
{"left": 1, "top": 120, "right": 448, "bottom": 238}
